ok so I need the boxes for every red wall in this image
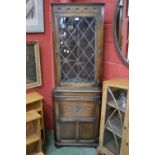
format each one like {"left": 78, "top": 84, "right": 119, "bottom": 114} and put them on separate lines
{"left": 26, "top": 0, "right": 55, "bottom": 131}
{"left": 26, "top": 0, "right": 129, "bottom": 131}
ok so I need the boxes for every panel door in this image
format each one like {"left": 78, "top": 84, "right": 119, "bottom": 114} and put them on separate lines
{"left": 55, "top": 99, "right": 100, "bottom": 142}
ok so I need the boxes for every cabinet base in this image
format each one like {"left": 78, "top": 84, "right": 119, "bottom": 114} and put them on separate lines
{"left": 55, "top": 141, "right": 98, "bottom": 147}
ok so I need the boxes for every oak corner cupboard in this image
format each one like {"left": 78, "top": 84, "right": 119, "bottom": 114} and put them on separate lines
{"left": 51, "top": 3, "right": 104, "bottom": 146}
{"left": 97, "top": 78, "right": 129, "bottom": 155}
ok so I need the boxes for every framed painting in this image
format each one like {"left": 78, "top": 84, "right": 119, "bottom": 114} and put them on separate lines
{"left": 26, "top": 0, "right": 44, "bottom": 33}
{"left": 26, "top": 41, "right": 42, "bottom": 89}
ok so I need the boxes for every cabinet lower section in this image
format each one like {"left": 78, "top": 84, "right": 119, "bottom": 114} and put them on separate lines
{"left": 52, "top": 87, "right": 102, "bottom": 146}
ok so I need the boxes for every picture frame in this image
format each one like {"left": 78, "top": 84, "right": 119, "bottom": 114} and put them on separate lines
{"left": 26, "top": 0, "right": 44, "bottom": 33}
{"left": 26, "top": 41, "right": 42, "bottom": 89}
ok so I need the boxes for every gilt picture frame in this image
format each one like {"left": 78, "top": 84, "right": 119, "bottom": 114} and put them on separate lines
{"left": 26, "top": 41, "right": 42, "bottom": 89}
{"left": 26, "top": 0, "right": 44, "bottom": 33}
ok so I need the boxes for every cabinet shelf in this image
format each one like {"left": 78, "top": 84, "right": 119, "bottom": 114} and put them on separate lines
{"left": 26, "top": 101, "right": 42, "bottom": 113}
{"left": 26, "top": 134, "right": 40, "bottom": 145}
{"left": 106, "top": 116, "right": 123, "bottom": 138}
{"left": 104, "top": 130, "right": 121, "bottom": 155}
{"left": 107, "top": 99, "right": 126, "bottom": 113}
{"left": 26, "top": 110, "right": 41, "bottom": 123}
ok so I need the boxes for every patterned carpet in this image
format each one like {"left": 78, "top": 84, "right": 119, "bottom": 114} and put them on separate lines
{"left": 44, "top": 130, "right": 97, "bottom": 155}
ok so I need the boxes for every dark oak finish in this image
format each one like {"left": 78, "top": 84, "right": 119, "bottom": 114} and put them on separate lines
{"left": 51, "top": 3, "right": 104, "bottom": 146}
{"left": 53, "top": 88, "right": 101, "bottom": 146}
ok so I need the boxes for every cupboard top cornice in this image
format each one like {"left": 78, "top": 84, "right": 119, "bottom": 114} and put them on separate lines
{"left": 51, "top": 3, "right": 105, "bottom": 5}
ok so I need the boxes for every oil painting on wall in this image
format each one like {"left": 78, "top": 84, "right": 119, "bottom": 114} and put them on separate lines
{"left": 26, "top": 41, "right": 42, "bottom": 89}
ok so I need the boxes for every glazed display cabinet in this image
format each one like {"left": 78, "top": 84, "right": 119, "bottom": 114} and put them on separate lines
{"left": 97, "top": 78, "right": 129, "bottom": 155}
{"left": 51, "top": 3, "right": 104, "bottom": 146}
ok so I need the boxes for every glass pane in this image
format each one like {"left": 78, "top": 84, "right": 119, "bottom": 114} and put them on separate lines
{"left": 58, "top": 16, "right": 96, "bottom": 83}
{"left": 103, "top": 87, "right": 127, "bottom": 155}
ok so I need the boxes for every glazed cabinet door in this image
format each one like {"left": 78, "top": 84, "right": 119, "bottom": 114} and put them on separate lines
{"left": 52, "top": 4, "right": 104, "bottom": 87}
{"left": 98, "top": 84, "right": 128, "bottom": 155}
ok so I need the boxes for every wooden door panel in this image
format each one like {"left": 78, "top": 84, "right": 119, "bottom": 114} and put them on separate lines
{"left": 60, "top": 122, "right": 76, "bottom": 140}
{"left": 79, "top": 122, "right": 95, "bottom": 140}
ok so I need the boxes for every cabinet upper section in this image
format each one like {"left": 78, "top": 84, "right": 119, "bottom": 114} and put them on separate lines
{"left": 51, "top": 3, "right": 104, "bottom": 88}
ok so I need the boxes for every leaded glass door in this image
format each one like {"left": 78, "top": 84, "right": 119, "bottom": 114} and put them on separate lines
{"left": 53, "top": 4, "right": 104, "bottom": 87}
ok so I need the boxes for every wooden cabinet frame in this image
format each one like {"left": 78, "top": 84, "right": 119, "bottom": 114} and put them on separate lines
{"left": 51, "top": 3, "right": 104, "bottom": 146}
{"left": 97, "top": 78, "right": 129, "bottom": 155}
